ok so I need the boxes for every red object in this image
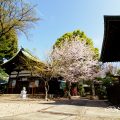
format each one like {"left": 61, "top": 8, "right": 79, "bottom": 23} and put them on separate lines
{"left": 71, "top": 87, "right": 77, "bottom": 96}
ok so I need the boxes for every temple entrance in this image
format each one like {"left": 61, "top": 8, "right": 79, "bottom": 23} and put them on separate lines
{"left": 16, "top": 80, "right": 29, "bottom": 94}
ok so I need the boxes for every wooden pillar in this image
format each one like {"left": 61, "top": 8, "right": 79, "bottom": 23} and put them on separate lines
{"left": 32, "top": 87, "right": 34, "bottom": 95}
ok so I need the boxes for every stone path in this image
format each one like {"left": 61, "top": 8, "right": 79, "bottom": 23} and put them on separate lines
{"left": 0, "top": 96, "right": 119, "bottom": 120}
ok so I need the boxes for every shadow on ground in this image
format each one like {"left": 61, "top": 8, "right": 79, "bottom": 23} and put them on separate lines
{"left": 39, "top": 98, "right": 109, "bottom": 108}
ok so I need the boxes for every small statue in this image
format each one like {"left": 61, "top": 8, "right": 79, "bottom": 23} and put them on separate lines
{"left": 20, "top": 87, "right": 27, "bottom": 99}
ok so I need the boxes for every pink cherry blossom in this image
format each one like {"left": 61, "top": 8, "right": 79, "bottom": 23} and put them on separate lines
{"left": 50, "top": 38, "right": 99, "bottom": 82}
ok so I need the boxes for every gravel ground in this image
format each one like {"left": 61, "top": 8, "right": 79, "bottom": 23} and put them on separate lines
{"left": 0, "top": 95, "right": 120, "bottom": 120}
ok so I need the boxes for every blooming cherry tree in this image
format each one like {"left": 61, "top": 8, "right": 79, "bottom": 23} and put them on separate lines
{"left": 50, "top": 38, "right": 99, "bottom": 98}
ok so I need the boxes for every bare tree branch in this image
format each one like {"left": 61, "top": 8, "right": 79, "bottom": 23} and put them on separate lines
{"left": 0, "top": 0, "right": 40, "bottom": 38}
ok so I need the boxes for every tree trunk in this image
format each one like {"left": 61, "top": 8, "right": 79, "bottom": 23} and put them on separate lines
{"left": 45, "top": 81, "right": 49, "bottom": 101}
{"left": 91, "top": 80, "right": 95, "bottom": 99}
{"left": 68, "top": 81, "right": 71, "bottom": 100}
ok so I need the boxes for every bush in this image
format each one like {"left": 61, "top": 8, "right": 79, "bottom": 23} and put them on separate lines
{"left": 95, "top": 76, "right": 114, "bottom": 99}
{"left": 78, "top": 84, "right": 85, "bottom": 96}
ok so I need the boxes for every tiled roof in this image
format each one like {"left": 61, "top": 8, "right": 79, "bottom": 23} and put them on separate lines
{"left": 1, "top": 48, "right": 46, "bottom": 74}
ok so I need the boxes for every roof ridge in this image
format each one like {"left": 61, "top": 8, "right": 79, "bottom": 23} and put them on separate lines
{"left": 22, "top": 48, "right": 39, "bottom": 60}
{"left": 2, "top": 48, "right": 41, "bottom": 66}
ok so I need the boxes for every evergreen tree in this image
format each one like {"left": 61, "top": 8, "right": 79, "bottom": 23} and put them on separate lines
{"left": 0, "top": 30, "right": 18, "bottom": 64}
{"left": 54, "top": 30, "right": 99, "bottom": 60}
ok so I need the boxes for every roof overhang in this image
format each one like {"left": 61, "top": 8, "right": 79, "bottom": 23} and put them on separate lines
{"left": 1, "top": 48, "right": 46, "bottom": 74}
{"left": 100, "top": 16, "right": 120, "bottom": 62}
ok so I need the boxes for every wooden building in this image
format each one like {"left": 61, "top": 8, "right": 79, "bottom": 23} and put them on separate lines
{"left": 100, "top": 16, "right": 120, "bottom": 104}
{"left": 100, "top": 15, "right": 120, "bottom": 82}
{"left": 1, "top": 48, "right": 48, "bottom": 94}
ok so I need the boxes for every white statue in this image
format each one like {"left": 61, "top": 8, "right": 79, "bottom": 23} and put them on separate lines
{"left": 20, "top": 87, "right": 27, "bottom": 99}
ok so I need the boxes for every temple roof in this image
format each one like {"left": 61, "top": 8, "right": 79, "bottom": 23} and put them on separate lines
{"left": 100, "top": 16, "right": 120, "bottom": 62}
{"left": 1, "top": 48, "right": 46, "bottom": 74}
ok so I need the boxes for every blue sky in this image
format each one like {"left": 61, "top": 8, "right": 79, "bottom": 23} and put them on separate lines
{"left": 18, "top": 0, "right": 120, "bottom": 61}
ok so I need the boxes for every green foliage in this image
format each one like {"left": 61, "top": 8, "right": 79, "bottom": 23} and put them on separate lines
{"left": 0, "top": 30, "right": 18, "bottom": 64}
{"left": 54, "top": 30, "right": 92, "bottom": 47}
{"left": 117, "top": 69, "right": 120, "bottom": 75}
{"left": 97, "top": 75, "right": 113, "bottom": 87}
{"left": 94, "top": 48, "right": 99, "bottom": 60}
{"left": 78, "top": 83, "right": 85, "bottom": 96}
{"left": 95, "top": 72, "right": 116, "bottom": 99}
{"left": 102, "top": 77, "right": 113, "bottom": 87}
{"left": 0, "top": 67, "right": 8, "bottom": 81}
{"left": 54, "top": 30, "right": 99, "bottom": 59}
{"left": 96, "top": 86, "right": 107, "bottom": 99}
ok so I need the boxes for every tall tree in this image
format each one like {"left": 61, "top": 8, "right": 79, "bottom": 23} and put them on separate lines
{"left": 50, "top": 37, "right": 99, "bottom": 99}
{"left": 0, "top": 29, "right": 18, "bottom": 64}
{"left": 0, "top": 0, "right": 39, "bottom": 38}
{"left": 54, "top": 30, "right": 99, "bottom": 59}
